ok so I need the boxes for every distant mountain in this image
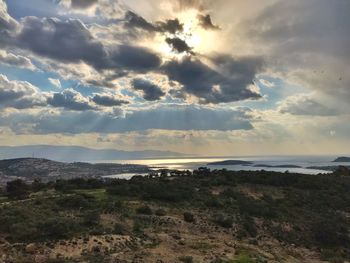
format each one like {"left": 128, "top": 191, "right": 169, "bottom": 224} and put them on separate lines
{"left": 208, "top": 160, "right": 253, "bottom": 166}
{"left": 0, "top": 145, "right": 185, "bottom": 162}
{"left": 333, "top": 157, "right": 350, "bottom": 162}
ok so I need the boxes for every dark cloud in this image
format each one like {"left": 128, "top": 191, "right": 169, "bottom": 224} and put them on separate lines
{"left": 23, "top": 105, "right": 253, "bottom": 134}
{"left": 16, "top": 17, "right": 107, "bottom": 68}
{"left": 1, "top": 14, "right": 161, "bottom": 75}
{"left": 162, "top": 56, "right": 263, "bottom": 104}
{"left": 124, "top": 11, "right": 157, "bottom": 32}
{"left": 132, "top": 78, "right": 165, "bottom": 101}
{"left": 124, "top": 11, "right": 183, "bottom": 34}
{"left": 198, "top": 14, "right": 220, "bottom": 30}
{"left": 109, "top": 45, "right": 161, "bottom": 72}
{"left": 70, "top": 0, "right": 98, "bottom": 9}
{"left": 156, "top": 19, "right": 184, "bottom": 34}
{"left": 165, "top": 37, "right": 193, "bottom": 54}
{"left": 91, "top": 93, "right": 129, "bottom": 107}
{"left": 47, "top": 89, "right": 95, "bottom": 111}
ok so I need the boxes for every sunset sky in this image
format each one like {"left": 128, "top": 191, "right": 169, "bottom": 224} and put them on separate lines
{"left": 0, "top": 0, "right": 349, "bottom": 156}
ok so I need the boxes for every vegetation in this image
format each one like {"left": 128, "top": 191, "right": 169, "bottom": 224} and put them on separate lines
{"left": 0, "top": 168, "right": 349, "bottom": 262}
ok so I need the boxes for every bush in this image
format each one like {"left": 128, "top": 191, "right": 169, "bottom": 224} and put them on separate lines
{"left": 233, "top": 254, "right": 256, "bottom": 263}
{"left": 241, "top": 216, "right": 257, "bottom": 237}
{"left": 179, "top": 256, "right": 194, "bottom": 263}
{"left": 39, "top": 217, "right": 80, "bottom": 240}
{"left": 6, "top": 179, "right": 30, "bottom": 199}
{"left": 183, "top": 212, "right": 195, "bottom": 223}
{"left": 311, "top": 216, "right": 349, "bottom": 247}
{"left": 136, "top": 205, "right": 153, "bottom": 215}
{"left": 56, "top": 194, "right": 92, "bottom": 210}
{"left": 82, "top": 210, "right": 100, "bottom": 226}
{"left": 213, "top": 214, "right": 233, "bottom": 228}
{"left": 114, "top": 223, "right": 128, "bottom": 235}
{"left": 204, "top": 197, "right": 223, "bottom": 208}
{"left": 155, "top": 208, "right": 166, "bottom": 216}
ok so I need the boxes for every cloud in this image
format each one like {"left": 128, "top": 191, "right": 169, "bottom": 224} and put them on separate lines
{"left": 165, "top": 37, "right": 193, "bottom": 54}
{"left": 70, "top": 0, "right": 98, "bottom": 9}
{"left": 47, "top": 88, "right": 95, "bottom": 111}
{"left": 156, "top": 19, "right": 184, "bottom": 34}
{"left": 2, "top": 15, "right": 161, "bottom": 74}
{"left": 0, "top": 74, "right": 46, "bottom": 109}
{"left": 173, "top": 0, "right": 205, "bottom": 11}
{"left": 124, "top": 11, "right": 183, "bottom": 34}
{"left": 22, "top": 105, "right": 254, "bottom": 134}
{"left": 0, "top": 0, "right": 18, "bottom": 31}
{"left": 16, "top": 17, "right": 107, "bottom": 68}
{"left": 242, "top": 0, "right": 350, "bottom": 104}
{"left": 162, "top": 56, "right": 263, "bottom": 104}
{"left": 124, "top": 11, "right": 157, "bottom": 32}
{"left": 132, "top": 78, "right": 165, "bottom": 101}
{"left": 48, "top": 78, "right": 62, "bottom": 89}
{"left": 197, "top": 14, "right": 220, "bottom": 30}
{"left": 278, "top": 94, "right": 339, "bottom": 116}
{"left": 0, "top": 1, "right": 262, "bottom": 108}
{"left": 91, "top": 93, "right": 129, "bottom": 106}
{"left": 108, "top": 45, "right": 161, "bottom": 72}
{"left": 0, "top": 49, "right": 36, "bottom": 70}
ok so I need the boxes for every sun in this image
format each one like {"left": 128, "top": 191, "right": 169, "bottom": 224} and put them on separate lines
{"left": 149, "top": 9, "right": 217, "bottom": 60}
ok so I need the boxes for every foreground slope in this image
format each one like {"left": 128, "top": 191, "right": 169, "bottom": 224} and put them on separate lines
{"left": 0, "top": 169, "right": 349, "bottom": 262}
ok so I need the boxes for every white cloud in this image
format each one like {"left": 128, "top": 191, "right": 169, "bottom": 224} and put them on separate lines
{"left": 0, "top": 74, "right": 46, "bottom": 109}
{"left": 48, "top": 78, "right": 62, "bottom": 89}
{"left": 0, "top": 49, "right": 36, "bottom": 70}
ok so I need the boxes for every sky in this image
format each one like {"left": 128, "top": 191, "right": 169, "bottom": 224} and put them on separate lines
{"left": 0, "top": 0, "right": 350, "bottom": 156}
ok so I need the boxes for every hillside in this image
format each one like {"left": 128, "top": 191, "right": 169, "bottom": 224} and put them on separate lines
{"left": 0, "top": 145, "right": 185, "bottom": 162}
{"left": 0, "top": 169, "right": 349, "bottom": 262}
{"left": 0, "top": 158, "right": 149, "bottom": 186}
{"left": 333, "top": 157, "right": 350, "bottom": 162}
{"left": 208, "top": 160, "right": 253, "bottom": 166}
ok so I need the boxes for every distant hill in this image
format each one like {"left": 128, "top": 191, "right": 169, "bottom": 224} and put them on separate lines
{"left": 0, "top": 157, "right": 150, "bottom": 184}
{"left": 333, "top": 157, "right": 350, "bottom": 162}
{"left": 208, "top": 160, "right": 253, "bottom": 166}
{"left": 0, "top": 145, "right": 185, "bottom": 162}
{"left": 254, "top": 164, "right": 302, "bottom": 168}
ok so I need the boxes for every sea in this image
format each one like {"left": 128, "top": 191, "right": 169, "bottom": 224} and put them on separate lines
{"left": 99, "top": 155, "right": 348, "bottom": 179}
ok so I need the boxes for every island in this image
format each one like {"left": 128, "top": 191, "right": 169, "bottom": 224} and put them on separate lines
{"left": 333, "top": 156, "right": 350, "bottom": 162}
{"left": 207, "top": 160, "right": 253, "bottom": 166}
{"left": 254, "top": 164, "right": 302, "bottom": 168}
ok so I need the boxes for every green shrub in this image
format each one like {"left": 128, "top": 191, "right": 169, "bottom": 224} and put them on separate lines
{"left": 114, "top": 223, "right": 128, "bottom": 235}
{"left": 136, "top": 205, "right": 153, "bottom": 215}
{"left": 213, "top": 214, "right": 233, "bottom": 228}
{"left": 155, "top": 208, "right": 166, "bottom": 216}
{"left": 179, "top": 256, "right": 194, "bottom": 263}
{"left": 56, "top": 194, "right": 92, "bottom": 210}
{"left": 183, "top": 212, "right": 195, "bottom": 223}
{"left": 6, "top": 180, "right": 30, "bottom": 199}
{"left": 233, "top": 254, "right": 256, "bottom": 263}
{"left": 82, "top": 210, "right": 100, "bottom": 226}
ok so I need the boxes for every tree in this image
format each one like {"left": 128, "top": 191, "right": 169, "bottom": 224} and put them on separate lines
{"left": 6, "top": 179, "right": 29, "bottom": 199}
